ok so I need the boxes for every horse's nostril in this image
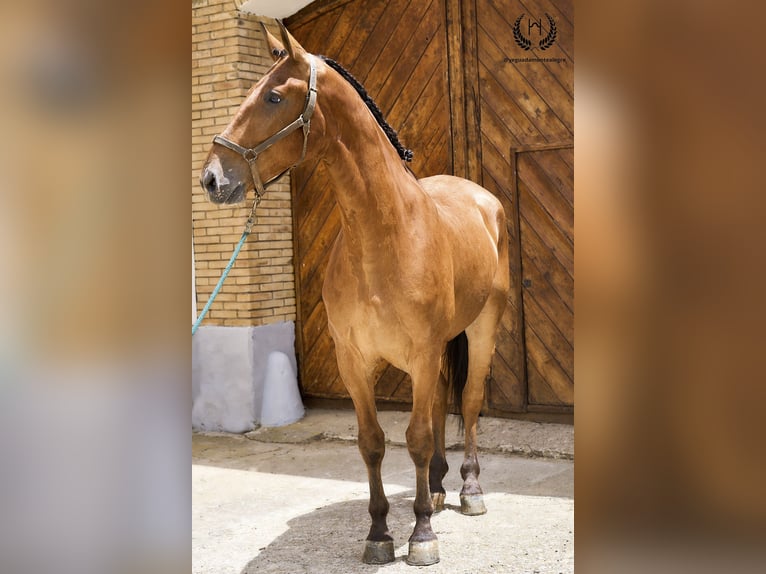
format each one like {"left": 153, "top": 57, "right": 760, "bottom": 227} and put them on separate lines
{"left": 201, "top": 169, "right": 218, "bottom": 195}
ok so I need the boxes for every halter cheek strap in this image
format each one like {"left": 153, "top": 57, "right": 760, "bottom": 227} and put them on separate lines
{"left": 212, "top": 55, "right": 318, "bottom": 200}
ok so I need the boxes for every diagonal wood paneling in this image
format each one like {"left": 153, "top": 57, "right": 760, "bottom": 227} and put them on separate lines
{"left": 287, "top": 0, "right": 452, "bottom": 402}
{"left": 475, "top": 0, "right": 573, "bottom": 411}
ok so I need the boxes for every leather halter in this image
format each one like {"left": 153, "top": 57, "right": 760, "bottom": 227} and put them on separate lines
{"left": 212, "top": 56, "right": 318, "bottom": 200}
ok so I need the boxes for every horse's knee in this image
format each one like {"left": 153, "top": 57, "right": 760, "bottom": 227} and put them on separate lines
{"left": 358, "top": 426, "right": 386, "bottom": 466}
{"left": 406, "top": 421, "right": 434, "bottom": 467}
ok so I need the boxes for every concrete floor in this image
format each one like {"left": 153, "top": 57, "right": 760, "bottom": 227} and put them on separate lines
{"left": 193, "top": 409, "right": 573, "bottom": 574}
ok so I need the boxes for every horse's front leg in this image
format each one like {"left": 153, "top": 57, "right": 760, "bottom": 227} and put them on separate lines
{"left": 334, "top": 343, "right": 394, "bottom": 564}
{"left": 405, "top": 350, "right": 442, "bottom": 566}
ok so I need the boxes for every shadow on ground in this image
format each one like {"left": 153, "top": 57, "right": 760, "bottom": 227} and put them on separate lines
{"left": 239, "top": 489, "right": 572, "bottom": 574}
{"left": 239, "top": 493, "right": 413, "bottom": 574}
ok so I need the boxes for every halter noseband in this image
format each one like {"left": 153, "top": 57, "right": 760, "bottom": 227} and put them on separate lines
{"left": 212, "top": 56, "right": 318, "bottom": 200}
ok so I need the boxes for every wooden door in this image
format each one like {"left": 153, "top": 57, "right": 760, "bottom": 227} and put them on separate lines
{"left": 513, "top": 145, "right": 574, "bottom": 411}
{"left": 286, "top": 0, "right": 574, "bottom": 415}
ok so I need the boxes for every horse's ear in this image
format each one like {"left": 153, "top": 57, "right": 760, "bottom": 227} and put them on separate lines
{"left": 276, "top": 19, "right": 307, "bottom": 61}
{"left": 261, "top": 22, "right": 287, "bottom": 61}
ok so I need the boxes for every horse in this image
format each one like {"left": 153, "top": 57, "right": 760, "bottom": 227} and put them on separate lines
{"left": 199, "top": 21, "right": 510, "bottom": 567}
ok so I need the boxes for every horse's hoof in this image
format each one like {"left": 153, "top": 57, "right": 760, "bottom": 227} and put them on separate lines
{"left": 460, "top": 493, "right": 487, "bottom": 516}
{"left": 362, "top": 540, "right": 395, "bottom": 564}
{"left": 432, "top": 492, "right": 446, "bottom": 512}
{"left": 406, "top": 539, "right": 440, "bottom": 566}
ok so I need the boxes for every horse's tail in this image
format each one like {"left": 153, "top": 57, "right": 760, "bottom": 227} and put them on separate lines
{"left": 444, "top": 331, "right": 469, "bottom": 432}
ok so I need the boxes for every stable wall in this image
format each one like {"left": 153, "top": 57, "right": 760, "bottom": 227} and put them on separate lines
{"left": 192, "top": 0, "right": 296, "bottom": 327}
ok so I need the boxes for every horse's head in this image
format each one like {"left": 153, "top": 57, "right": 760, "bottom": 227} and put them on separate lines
{"left": 199, "top": 21, "right": 322, "bottom": 204}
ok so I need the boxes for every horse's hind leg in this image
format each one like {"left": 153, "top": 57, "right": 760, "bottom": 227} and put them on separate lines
{"left": 429, "top": 372, "right": 450, "bottom": 512}
{"left": 461, "top": 292, "right": 507, "bottom": 515}
{"left": 334, "top": 343, "right": 394, "bottom": 564}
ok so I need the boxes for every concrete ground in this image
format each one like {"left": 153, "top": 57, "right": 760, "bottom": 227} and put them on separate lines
{"left": 193, "top": 409, "right": 573, "bottom": 574}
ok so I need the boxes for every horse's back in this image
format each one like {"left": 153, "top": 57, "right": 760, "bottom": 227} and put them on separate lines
{"left": 418, "top": 174, "right": 505, "bottom": 246}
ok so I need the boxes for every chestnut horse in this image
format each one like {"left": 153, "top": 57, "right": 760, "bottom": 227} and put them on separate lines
{"left": 200, "top": 21, "right": 509, "bottom": 567}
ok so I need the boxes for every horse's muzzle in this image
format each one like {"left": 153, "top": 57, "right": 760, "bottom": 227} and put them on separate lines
{"left": 200, "top": 167, "right": 244, "bottom": 204}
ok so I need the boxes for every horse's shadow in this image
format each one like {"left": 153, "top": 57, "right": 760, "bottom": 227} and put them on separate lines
{"left": 239, "top": 490, "right": 420, "bottom": 573}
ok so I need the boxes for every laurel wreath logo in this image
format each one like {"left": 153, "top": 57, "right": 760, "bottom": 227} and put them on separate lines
{"left": 512, "top": 13, "right": 558, "bottom": 51}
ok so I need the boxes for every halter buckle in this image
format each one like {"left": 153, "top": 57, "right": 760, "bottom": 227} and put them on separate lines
{"left": 243, "top": 149, "right": 258, "bottom": 163}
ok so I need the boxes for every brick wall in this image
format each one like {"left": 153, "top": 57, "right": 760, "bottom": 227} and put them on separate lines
{"left": 192, "top": 0, "right": 296, "bottom": 326}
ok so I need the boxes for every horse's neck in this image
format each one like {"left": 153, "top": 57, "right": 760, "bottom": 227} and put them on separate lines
{"left": 320, "top": 87, "right": 425, "bottom": 259}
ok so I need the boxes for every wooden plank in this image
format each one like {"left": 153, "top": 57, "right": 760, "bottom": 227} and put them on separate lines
{"left": 319, "top": 1, "right": 366, "bottom": 58}
{"left": 345, "top": 0, "right": 411, "bottom": 78}
{"left": 557, "top": 146, "right": 573, "bottom": 169}
{"left": 286, "top": 0, "right": 354, "bottom": 29}
{"left": 522, "top": 291, "right": 572, "bottom": 379}
{"left": 491, "top": 313, "right": 526, "bottom": 406}
{"left": 518, "top": 153, "right": 573, "bottom": 241}
{"left": 375, "top": 363, "right": 406, "bottom": 398}
{"left": 525, "top": 328, "right": 573, "bottom": 405}
{"left": 389, "top": 370, "right": 413, "bottom": 402}
{"left": 518, "top": 208, "right": 573, "bottom": 309}
{"left": 421, "top": 128, "right": 451, "bottom": 178}
{"left": 302, "top": 297, "right": 328, "bottom": 358}
{"left": 519, "top": 235, "right": 573, "bottom": 345}
{"left": 506, "top": 148, "right": 529, "bottom": 406}
{"left": 488, "top": 354, "right": 526, "bottom": 412}
{"left": 416, "top": 92, "right": 450, "bottom": 157}
{"left": 446, "top": 0, "right": 468, "bottom": 178}
{"left": 386, "top": 33, "right": 444, "bottom": 134}
{"left": 546, "top": 0, "right": 573, "bottom": 27}
{"left": 335, "top": 1, "right": 388, "bottom": 66}
{"left": 461, "top": 0, "right": 483, "bottom": 184}
{"left": 376, "top": 6, "right": 442, "bottom": 115}
{"left": 298, "top": 206, "right": 339, "bottom": 292}
{"left": 363, "top": 0, "right": 435, "bottom": 98}
{"left": 479, "top": 71, "right": 531, "bottom": 147}
{"left": 296, "top": 176, "right": 334, "bottom": 257}
{"left": 288, "top": 4, "right": 345, "bottom": 54}
{"left": 523, "top": 148, "right": 573, "bottom": 205}
{"left": 396, "top": 75, "right": 451, "bottom": 175}
{"left": 518, "top": 185, "right": 573, "bottom": 275}
{"left": 302, "top": 323, "right": 336, "bottom": 394}
{"left": 290, "top": 173, "right": 307, "bottom": 386}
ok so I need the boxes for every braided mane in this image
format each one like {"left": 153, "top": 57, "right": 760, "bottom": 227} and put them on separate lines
{"left": 319, "top": 55, "right": 413, "bottom": 163}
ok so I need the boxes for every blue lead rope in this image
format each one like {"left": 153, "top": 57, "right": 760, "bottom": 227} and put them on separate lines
{"left": 192, "top": 198, "right": 259, "bottom": 335}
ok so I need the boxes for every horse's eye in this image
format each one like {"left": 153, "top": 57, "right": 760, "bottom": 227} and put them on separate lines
{"left": 267, "top": 92, "right": 282, "bottom": 104}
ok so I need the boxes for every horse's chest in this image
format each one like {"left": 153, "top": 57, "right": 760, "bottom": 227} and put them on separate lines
{"left": 325, "top": 276, "right": 409, "bottom": 341}
{"left": 325, "top": 280, "right": 397, "bottom": 329}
